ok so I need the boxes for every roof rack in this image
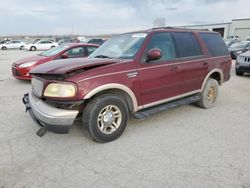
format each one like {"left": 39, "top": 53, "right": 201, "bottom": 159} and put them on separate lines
{"left": 151, "top": 27, "right": 174, "bottom": 30}
{"left": 150, "top": 27, "right": 209, "bottom": 31}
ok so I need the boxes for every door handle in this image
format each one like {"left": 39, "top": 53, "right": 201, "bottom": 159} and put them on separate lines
{"left": 170, "top": 66, "right": 178, "bottom": 71}
{"left": 203, "top": 62, "right": 208, "bottom": 66}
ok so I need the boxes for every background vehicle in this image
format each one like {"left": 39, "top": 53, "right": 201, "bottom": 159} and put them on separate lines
{"left": 235, "top": 50, "right": 250, "bottom": 76}
{"left": 58, "top": 38, "right": 77, "bottom": 45}
{"left": 23, "top": 28, "right": 231, "bottom": 142}
{"left": 229, "top": 41, "right": 250, "bottom": 59}
{"left": 87, "top": 38, "right": 106, "bottom": 45}
{"left": 227, "top": 35, "right": 240, "bottom": 41}
{"left": 224, "top": 38, "right": 238, "bottom": 47}
{"left": 0, "top": 40, "right": 25, "bottom": 50}
{"left": 245, "top": 37, "right": 250, "bottom": 41}
{"left": 12, "top": 43, "right": 99, "bottom": 80}
{"left": 24, "top": 40, "right": 58, "bottom": 51}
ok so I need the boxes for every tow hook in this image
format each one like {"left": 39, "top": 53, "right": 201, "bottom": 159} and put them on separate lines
{"left": 36, "top": 128, "right": 47, "bottom": 137}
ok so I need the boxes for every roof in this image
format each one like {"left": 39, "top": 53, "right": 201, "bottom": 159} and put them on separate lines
{"left": 64, "top": 42, "right": 99, "bottom": 47}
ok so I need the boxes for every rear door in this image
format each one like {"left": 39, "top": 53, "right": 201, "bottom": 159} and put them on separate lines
{"left": 137, "top": 32, "right": 182, "bottom": 106}
{"left": 172, "top": 32, "right": 206, "bottom": 94}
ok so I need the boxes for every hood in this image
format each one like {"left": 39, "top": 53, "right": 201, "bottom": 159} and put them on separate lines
{"left": 14, "top": 55, "right": 49, "bottom": 65}
{"left": 30, "top": 58, "right": 120, "bottom": 75}
{"left": 239, "top": 50, "right": 250, "bottom": 57}
{"left": 229, "top": 47, "right": 243, "bottom": 52}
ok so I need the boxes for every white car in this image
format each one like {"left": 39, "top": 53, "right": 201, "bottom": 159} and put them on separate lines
{"left": 0, "top": 40, "right": 26, "bottom": 50}
{"left": 24, "top": 40, "right": 58, "bottom": 51}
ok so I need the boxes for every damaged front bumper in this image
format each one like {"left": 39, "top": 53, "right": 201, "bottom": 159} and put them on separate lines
{"left": 22, "top": 91, "right": 79, "bottom": 135}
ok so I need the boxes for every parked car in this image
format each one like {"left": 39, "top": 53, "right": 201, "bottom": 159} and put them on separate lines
{"left": 227, "top": 35, "right": 240, "bottom": 41}
{"left": 58, "top": 38, "right": 77, "bottom": 45}
{"left": 12, "top": 43, "right": 99, "bottom": 80}
{"left": 23, "top": 28, "right": 231, "bottom": 142}
{"left": 0, "top": 40, "right": 26, "bottom": 50}
{"left": 245, "top": 36, "right": 250, "bottom": 41}
{"left": 228, "top": 41, "right": 250, "bottom": 59}
{"left": 224, "top": 38, "right": 238, "bottom": 47}
{"left": 235, "top": 50, "right": 250, "bottom": 76}
{"left": 24, "top": 40, "right": 58, "bottom": 51}
{"left": 87, "top": 38, "right": 106, "bottom": 45}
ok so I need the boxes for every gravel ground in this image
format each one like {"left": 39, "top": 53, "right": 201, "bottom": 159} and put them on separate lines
{"left": 0, "top": 50, "right": 250, "bottom": 188}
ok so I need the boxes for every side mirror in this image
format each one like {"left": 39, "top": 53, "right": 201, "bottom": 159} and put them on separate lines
{"left": 61, "top": 53, "right": 68, "bottom": 59}
{"left": 146, "top": 48, "right": 162, "bottom": 62}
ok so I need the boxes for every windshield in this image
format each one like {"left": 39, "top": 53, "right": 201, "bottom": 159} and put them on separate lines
{"left": 230, "top": 42, "right": 248, "bottom": 48}
{"left": 39, "top": 45, "right": 69, "bottom": 57}
{"left": 89, "top": 33, "right": 147, "bottom": 59}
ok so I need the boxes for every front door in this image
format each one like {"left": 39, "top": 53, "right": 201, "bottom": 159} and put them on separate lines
{"left": 137, "top": 32, "right": 182, "bottom": 106}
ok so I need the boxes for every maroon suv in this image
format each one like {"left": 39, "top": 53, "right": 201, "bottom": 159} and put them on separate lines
{"left": 23, "top": 27, "right": 231, "bottom": 142}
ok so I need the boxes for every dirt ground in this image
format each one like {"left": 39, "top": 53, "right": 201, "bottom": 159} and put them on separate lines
{"left": 0, "top": 50, "right": 250, "bottom": 188}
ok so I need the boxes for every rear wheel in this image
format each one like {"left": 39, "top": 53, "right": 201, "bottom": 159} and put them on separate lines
{"left": 236, "top": 70, "right": 244, "bottom": 76}
{"left": 2, "top": 46, "right": 7, "bottom": 50}
{"left": 197, "top": 78, "right": 219, "bottom": 109}
{"left": 30, "top": 46, "right": 36, "bottom": 51}
{"left": 51, "top": 45, "right": 55, "bottom": 49}
{"left": 20, "top": 46, "right": 24, "bottom": 50}
{"left": 82, "top": 95, "right": 128, "bottom": 143}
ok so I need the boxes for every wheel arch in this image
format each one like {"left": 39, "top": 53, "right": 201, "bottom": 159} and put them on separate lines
{"left": 201, "top": 69, "right": 223, "bottom": 91}
{"left": 84, "top": 84, "right": 139, "bottom": 112}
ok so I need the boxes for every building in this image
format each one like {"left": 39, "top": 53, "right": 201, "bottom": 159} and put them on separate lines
{"left": 178, "top": 18, "right": 250, "bottom": 40}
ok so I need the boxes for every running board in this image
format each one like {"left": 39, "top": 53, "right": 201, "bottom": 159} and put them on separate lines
{"left": 133, "top": 95, "right": 200, "bottom": 119}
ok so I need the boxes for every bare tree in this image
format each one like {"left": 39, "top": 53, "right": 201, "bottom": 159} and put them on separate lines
{"left": 153, "top": 17, "right": 166, "bottom": 27}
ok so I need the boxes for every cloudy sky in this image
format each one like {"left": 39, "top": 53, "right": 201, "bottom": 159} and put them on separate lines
{"left": 0, "top": 0, "right": 249, "bottom": 35}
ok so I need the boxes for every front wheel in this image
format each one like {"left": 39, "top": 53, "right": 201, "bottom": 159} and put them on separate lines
{"left": 82, "top": 95, "right": 128, "bottom": 143}
{"left": 2, "top": 46, "right": 7, "bottom": 50}
{"left": 20, "top": 46, "right": 24, "bottom": 50}
{"left": 197, "top": 78, "right": 219, "bottom": 109}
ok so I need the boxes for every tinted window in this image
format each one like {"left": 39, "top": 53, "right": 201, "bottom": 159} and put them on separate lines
{"left": 87, "top": 46, "right": 98, "bottom": 55}
{"left": 174, "top": 32, "right": 202, "bottom": 58}
{"left": 199, "top": 33, "right": 229, "bottom": 57}
{"left": 66, "top": 47, "right": 85, "bottom": 58}
{"left": 144, "top": 32, "right": 175, "bottom": 62}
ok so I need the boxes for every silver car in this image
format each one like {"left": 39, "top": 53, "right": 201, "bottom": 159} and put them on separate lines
{"left": 235, "top": 50, "right": 250, "bottom": 76}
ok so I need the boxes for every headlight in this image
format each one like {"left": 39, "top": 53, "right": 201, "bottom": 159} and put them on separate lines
{"left": 236, "top": 50, "right": 243, "bottom": 54}
{"left": 237, "top": 55, "right": 243, "bottom": 61}
{"left": 44, "top": 83, "right": 76, "bottom": 98}
{"left": 19, "top": 61, "right": 37, "bottom": 68}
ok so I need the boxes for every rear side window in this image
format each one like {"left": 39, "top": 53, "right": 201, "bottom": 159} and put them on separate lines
{"left": 174, "top": 32, "right": 202, "bottom": 58}
{"left": 199, "top": 33, "right": 229, "bottom": 57}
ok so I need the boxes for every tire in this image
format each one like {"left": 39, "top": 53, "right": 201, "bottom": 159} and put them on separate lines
{"left": 236, "top": 70, "right": 244, "bottom": 76}
{"left": 2, "top": 46, "right": 7, "bottom": 50}
{"left": 197, "top": 78, "right": 219, "bottom": 109}
{"left": 82, "top": 95, "right": 129, "bottom": 143}
{"left": 30, "top": 46, "right": 36, "bottom": 51}
{"left": 20, "top": 46, "right": 24, "bottom": 50}
{"left": 51, "top": 45, "right": 55, "bottom": 49}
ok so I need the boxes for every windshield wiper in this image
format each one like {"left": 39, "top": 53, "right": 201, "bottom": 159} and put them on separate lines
{"left": 94, "top": 55, "right": 112, "bottom": 59}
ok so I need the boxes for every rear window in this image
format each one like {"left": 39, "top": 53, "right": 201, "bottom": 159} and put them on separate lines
{"left": 199, "top": 33, "right": 229, "bottom": 57}
{"left": 174, "top": 32, "right": 202, "bottom": 58}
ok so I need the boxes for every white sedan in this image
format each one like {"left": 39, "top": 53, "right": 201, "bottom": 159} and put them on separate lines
{"left": 0, "top": 40, "right": 26, "bottom": 50}
{"left": 24, "top": 40, "right": 58, "bottom": 51}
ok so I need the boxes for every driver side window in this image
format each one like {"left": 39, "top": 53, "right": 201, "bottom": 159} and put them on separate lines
{"left": 144, "top": 32, "right": 175, "bottom": 62}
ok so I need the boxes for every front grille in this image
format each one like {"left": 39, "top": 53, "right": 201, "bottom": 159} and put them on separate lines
{"left": 244, "top": 57, "right": 250, "bottom": 62}
{"left": 31, "top": 78, "right": 44, "bottom": 97}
